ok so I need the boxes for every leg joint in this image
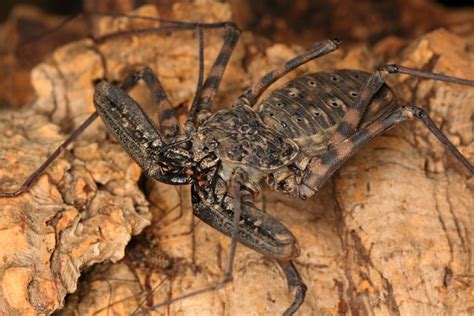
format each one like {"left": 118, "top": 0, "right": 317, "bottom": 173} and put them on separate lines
{"left": 378, "top": 64, "right": 400, "bottom": 73}
{"left": 401, "top": 105, "right": 427, "bottom": 120}
{"left": 223, "top": 21, "right": 241, "bottom": 34}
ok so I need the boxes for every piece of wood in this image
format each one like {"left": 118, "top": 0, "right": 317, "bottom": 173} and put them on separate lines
{"left": 0, "top": 1, "right": 472, "bottom": 315}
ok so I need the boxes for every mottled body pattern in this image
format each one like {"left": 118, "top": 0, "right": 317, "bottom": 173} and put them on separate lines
{"left": 194, "top": 70, "right": 396, "bottom": 194}
{"left": 94, "top": 36, "right": 474, "bottom": 313}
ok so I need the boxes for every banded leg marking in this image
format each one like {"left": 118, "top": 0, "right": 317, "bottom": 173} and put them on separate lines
{"left": 330, "top": 64, "right": 474, "bottom": 146}
{"left": 298, "top": 106, "right": 473, "bottom": 199}
{"left": 187, "top": 23, "right": 241, "bottom": 126}
{"left": 240, "top": 38, "right": 342, "bottom": 106}
{"left": 329, "top": 69, "right": 389, "bottom": 146}
{"left": 121, "top": 67, "right": 179, "bottom": 138}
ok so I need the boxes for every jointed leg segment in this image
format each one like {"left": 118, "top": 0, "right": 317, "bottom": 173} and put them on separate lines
{"left": 187, "top": 23, "right": 241, "bottom": 127}
{"left": 0, "top": 112, "right": 99, "bottom": 197}
{"left": 296, "top": 105, "right": 473, "bottom": 199}
{"left": 120, "top": 67, "right": 179, "bottom": 138}
{"left": 381, "top": 64, "right": 474, "bottom": 87}
{"left": 328, "top": 68, "right": 389, "bottom": 146}
{"left": 330, "top": 64, "right": 474, "bottom": 146}
{"left": 239, "top": 38, "right": 342, "bottom": 106}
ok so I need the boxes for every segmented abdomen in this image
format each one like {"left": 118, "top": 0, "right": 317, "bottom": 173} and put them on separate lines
{"left": 257, "top": 70, "right": 397, "bottom": 156}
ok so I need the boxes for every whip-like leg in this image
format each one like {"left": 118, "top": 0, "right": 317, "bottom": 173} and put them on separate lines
{"left": 0, "top": 72, "right": 142, "bottom": 198}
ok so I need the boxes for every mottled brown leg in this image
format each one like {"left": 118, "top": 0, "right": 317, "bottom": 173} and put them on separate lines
{"left": 239, "top": 39, "right": 341, "bottom": 106}
{"left": 187, "top": 23, "right": 241, "bottom": 127}
{"left": 120, "top": 67, "right": 179, "bottom": 138}
{"left": 188, "top": 26, "right": 205, "bottom": 123}
{"left": 296, "top": 105, "right": 473, "bottom": 199}
{"left": 329, "top": 65, "right": 474, "bottom": 146}
{"left": 328, "top": 69, "right": 389, "bottom": 146}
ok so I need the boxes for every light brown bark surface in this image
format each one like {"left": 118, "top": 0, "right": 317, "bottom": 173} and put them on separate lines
{"left": 0, "top": 1, "right": 472, "bottom": 315}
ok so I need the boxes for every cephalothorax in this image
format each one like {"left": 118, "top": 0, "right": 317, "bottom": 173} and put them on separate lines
{"left": 1, "top": 17, "right": 473, "bottom": 315}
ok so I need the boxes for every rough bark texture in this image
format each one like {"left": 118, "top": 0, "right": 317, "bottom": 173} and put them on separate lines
{"left": 0, "top": 1, "right": 472, "bottom": 315}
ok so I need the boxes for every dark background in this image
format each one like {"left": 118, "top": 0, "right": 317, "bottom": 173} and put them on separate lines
{"left": 1, "top": 0, "right": 473, "bottom": 21}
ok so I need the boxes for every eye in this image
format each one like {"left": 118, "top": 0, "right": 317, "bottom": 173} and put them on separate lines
{"left": 308, "top": 80, "right": 316, "bottom": 86}
{"left": 331, "top": 75, "right": 338, "bottom": 82}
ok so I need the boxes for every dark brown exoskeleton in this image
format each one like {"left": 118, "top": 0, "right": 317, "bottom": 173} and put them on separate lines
{"left": 1, "top": 16, "right": 473, "bottom": 315}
